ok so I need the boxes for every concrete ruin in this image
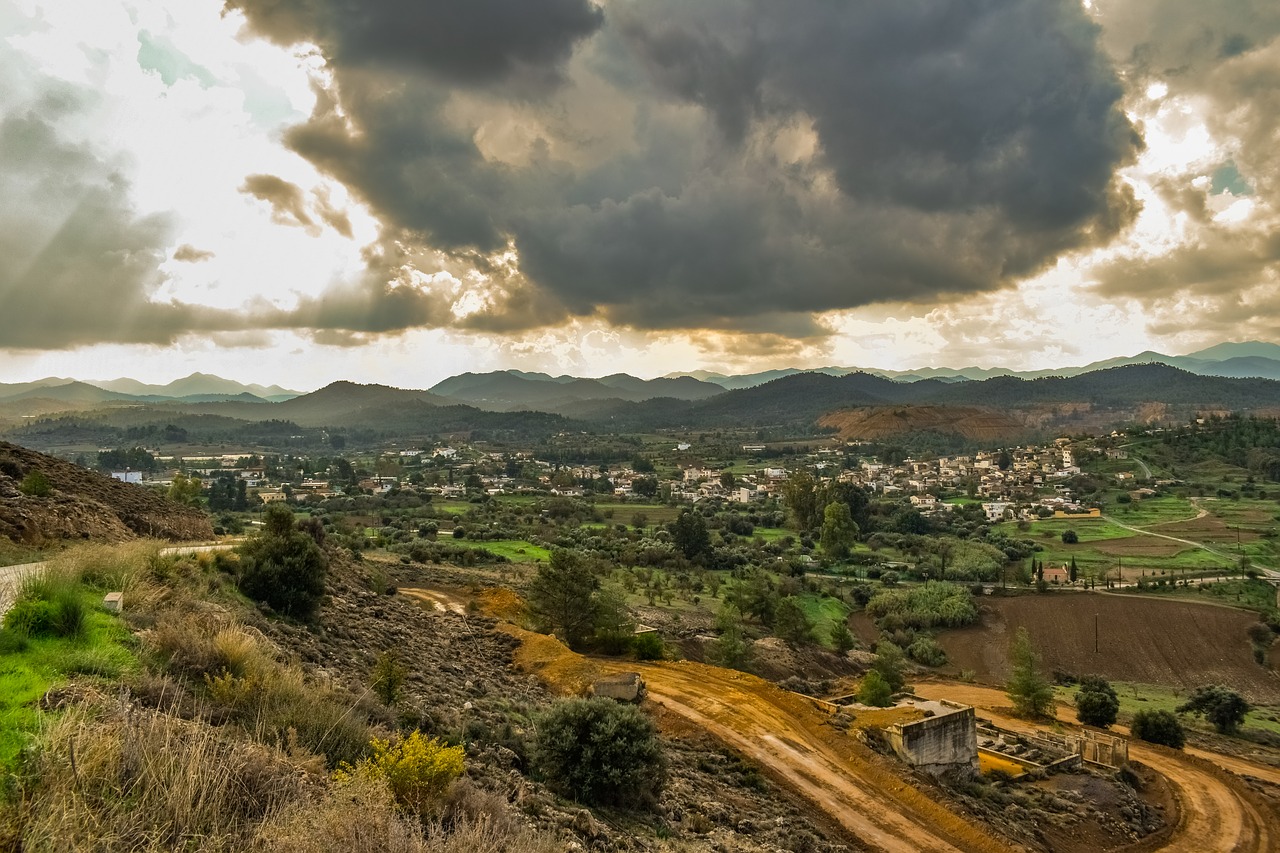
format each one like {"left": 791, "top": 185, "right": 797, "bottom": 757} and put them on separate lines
{"left": 592, "top": 672, "right": 646, "bottom": 703}
{"left": 886, "top": 699, "right": 979, "bottom": 776}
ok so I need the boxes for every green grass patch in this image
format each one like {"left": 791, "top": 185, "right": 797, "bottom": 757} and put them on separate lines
{"left": 795, "top": 593, "right": 850, "bottom": 648}
{"left": 1059, "top": 681, "right": 1280, "bottom": 738}
{"left": 1002, "top": 518, "right": 1134, "bottom": 542}
{"left": 752, "top": 527, "right": 792, "bottom": 542}
{"left": 592, "top": 503, "right": 683, "bottom": 524}
{"left": 452, "top": 539, "right": 551, "bottom": 562}
{"left": 0, "top": 601, "right": 138, "bottom": 770}
{"left": 1106, "top": 496, "right": 1200, "bottom": 527}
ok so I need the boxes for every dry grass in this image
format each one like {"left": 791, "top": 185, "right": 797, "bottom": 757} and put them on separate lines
{"left": 16, "top": 704, "right": 319, "bottom": 853}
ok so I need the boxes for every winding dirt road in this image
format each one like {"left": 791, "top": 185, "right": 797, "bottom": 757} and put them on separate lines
{"left": 600, "top": 660, "right": 1019, "bottom": 853}
{"left": 912, "top": 683, "right": 1279, "bottom": 853}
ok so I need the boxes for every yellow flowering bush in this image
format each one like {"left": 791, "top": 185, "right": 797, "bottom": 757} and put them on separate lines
{"left": 336, "top": 730, "right": 464, "bottom": 817}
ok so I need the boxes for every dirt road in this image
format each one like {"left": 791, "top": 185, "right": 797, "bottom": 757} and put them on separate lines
{"left": 602, "top": 660, "right": 1019, "bottom": 853}
{"left": 912, "top": 683, "right": 1278, "bottom": 853}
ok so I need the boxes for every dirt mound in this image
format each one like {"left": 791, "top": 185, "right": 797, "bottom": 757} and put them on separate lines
{"left": 936, "top": 593, "right": 1280, "bottom": 703}
{"left": 818, "top": 405, "right": 1027, "bottom": 442}
{"left": 0, "top": 441, "right": 212, "bottom": 544}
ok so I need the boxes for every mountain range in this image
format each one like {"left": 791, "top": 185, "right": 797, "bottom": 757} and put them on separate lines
{"left": 9, "top": 343, "right": 1280, "bottom": 449}
{"left": 668, "top": 341, "right": 1280, "bottom": 387}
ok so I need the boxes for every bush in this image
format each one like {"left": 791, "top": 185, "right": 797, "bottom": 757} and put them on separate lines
{"left": 858, "top": 670, "right": 893, "bottom": 707}
{"left": 1074, "top": 675, "right": 1119, "bottom": 728}
{"left": 372, "top": 650, "right": 409, "bottom": 707}
{"left": 336, "top": 731, "right": 464, "bottom": 819}
{"left": 907, "top": 636, "right": 947, "bottom": 667}
{"left": 18, "top": 470, "right": 51, "bottom": 497}
{"left": 3, "top": 569, "right": 86, "bottom": 639}
{"left": 532, "top": 697, "right": 666, "bottom": 808}
{"left": 236, "top": 504, "right": 328, "bottom": 621}
{"left": 632, "top": 631, "right": 666, "bottom": 661}
{"left": 1061, "top": 530, "right": 1079, "bottom": 544}
{"left": 1131, "top": 709, "right": 1185, "bottom": 749}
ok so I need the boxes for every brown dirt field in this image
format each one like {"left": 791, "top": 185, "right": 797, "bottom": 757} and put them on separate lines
{"left": 1093, "top": 536, "right": 1192, "bottom": 557}
{"left": 1149, "top": 515, "right": 1262, "bottom": 545}
{"left": 914, "top": 682, "right": 1280, "bottom": 853}
{"left": 936, "top": 593, "right": 1280, "bottom": 703}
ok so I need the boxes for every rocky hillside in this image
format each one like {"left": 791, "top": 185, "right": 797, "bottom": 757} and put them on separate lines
{"left": 0, "top": 441, "right": 212, "bottom": 544}
{"left": 818, "top": 405, "right": 1028, "bottom": 442}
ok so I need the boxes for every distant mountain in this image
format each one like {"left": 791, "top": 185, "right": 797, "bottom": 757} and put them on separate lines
{"left": 429, "top": 370, "right": 724, "bottom": 412}
{"left": 1186, "top": 341, "right": 1280, "bottom": 362}
{"left": 90, "top": 373, "right": 302, "bottom": 401}
{"left": 2, "top": 381, "right": 142, "bottom": 405}
{"left": 273, "top": 381, "right": 451, "bottom": 427}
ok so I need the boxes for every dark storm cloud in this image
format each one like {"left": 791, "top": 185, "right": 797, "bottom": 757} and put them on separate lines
{"left": 224, "top": 0, "right": 603, "bottom": 85}
{"left": 227, "top": 0, "right": 1140, "bottom": 338}
{"left": 0, "top": 99, "right": 242, "bottom": 349}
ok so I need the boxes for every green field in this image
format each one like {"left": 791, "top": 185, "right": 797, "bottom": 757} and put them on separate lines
{"left": 454, "top": 539, "right": 551, "bottom": 562}
{"left": 752, "top": 527, "right": 792, "bottom": 542}
{"left": 1105, "top": 496, "right": 1199, "bottom": 527}
{"left": 796, "top": 593, "right": 850, "bottom": 648}
{"left": 592, "top": 502, "right": 683, "bottom": 524}
{"left": 1001, "top": 518, "right": 1133, "bottom": 542}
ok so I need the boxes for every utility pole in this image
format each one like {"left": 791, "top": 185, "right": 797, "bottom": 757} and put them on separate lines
{"left": 1094, "top": 613, "right": 1099, "bottom": 654}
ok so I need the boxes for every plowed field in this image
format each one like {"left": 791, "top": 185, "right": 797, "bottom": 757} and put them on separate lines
{"left": 936, "top": 593, "right": 1280, "bottom": 703}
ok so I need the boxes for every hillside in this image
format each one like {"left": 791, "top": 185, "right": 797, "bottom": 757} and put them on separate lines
{"left": 0, "top": 442, "right": 212, "bottom": 543}
{"left": 817, "top": 406, "right": 1029, "bottom": 442}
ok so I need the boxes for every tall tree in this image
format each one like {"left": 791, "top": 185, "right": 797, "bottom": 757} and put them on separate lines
{"left": 781, "top": 469, "right": 822, "bottom": 531}
{"left": 527, "top": 550, "right": 600, "bottom": 650}
{"left": 820, "top": 501, "right": 858, "bottom": 559}
{"left": 1006, "top": 627, "right": 1054, "bottom": 718}
{"left": 671, "top": 510, "right": 711, "bottom": 560}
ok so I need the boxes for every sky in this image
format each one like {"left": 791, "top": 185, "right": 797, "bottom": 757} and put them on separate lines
{"left": 1, "top": 0, "right": 1278, "bottom": 391}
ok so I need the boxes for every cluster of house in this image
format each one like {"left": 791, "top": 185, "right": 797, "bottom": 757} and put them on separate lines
{"left": 105, "top": 434, "right": 1147, "bottom": 515}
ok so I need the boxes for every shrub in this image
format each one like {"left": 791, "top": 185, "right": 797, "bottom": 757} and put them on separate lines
{"left": 907, "top": 636, "right": 947, "bottom": 667}
{"left": 865, "top": 581, "right": 977, "bottom": 631}
{"left": 632, "top": 631, "right": 666, "bottom": 661}
{"left": 1074, "top": 675, "right": 1119, "bottom": 728}
{"left": 858, "top": 670, "right": 893, "bottom": 707}
{"left": 3, "top": 569, "right": 86, "bottom": 639}
{"left": 372, "top": 650, "right": 409, "bottom": 706}
{"left": 872, "top": 640, "right": 908, "bottom": 694}
{"left": 18, "top": 470, "right": 51, "bottom": 497}
{"left": 532, "top": 697, "right": 666, "bottom": 808}
{"left": 337, "top": 731, "right": 464, "bottom": 818}
{"left": 236, "top": 504, "right": 328, "bottom": 621}
{"left": 1131, "top": 709, "right": 1185, "bottom": 749}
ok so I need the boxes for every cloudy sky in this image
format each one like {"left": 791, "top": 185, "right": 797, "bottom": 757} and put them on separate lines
{"left": 1, "top": 0, "right": 1277, "bottom": 390}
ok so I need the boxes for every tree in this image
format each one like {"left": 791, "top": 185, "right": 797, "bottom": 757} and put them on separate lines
{"left": 781, "top": 469, "right": 823, "bottom": 530}
{"left": 871, "top": 641, "right": 907, "bottom": 694}
{"left": 168, "top": 472, "right": 203, "bottom": 506}
{"left": 830, "top": 619, "right": 857, "bottom": 654}
{"left": 719, "top": 470, "right": 736, "bottom": 491}
{"left": 1074, "top": 675, "right": 1119, "bottom": 728}
{"left": 1068, "top": 556, "right": 1078, "bottom": 583}
{"left": 712, "top": 603, "right": 753, "bottom": 671}
{"left": 372, "top": 650, "right": 409, "bottom": 707}
{"left": 772, "top": 597, "right": 813, "bottom": 647}
{"left": 1006, "top": 627, "right": 1054, "bottom": 718}
{"left": 1131, "top": 709, "right": 1185, "bottom": 748}
{"left": 671, "top": 510, "right": 711, "bottom": 561}
{"left": 820, "top": 501, "right": 858, "bottom": 559}
{"left": 533, "top": 698, "right": 666, "bottom": 808}
{"left": 858, "top": 670, "right": 893, "bottom": 707}
{"left": 632, "top": 476, "right": 659, "bottom": 497}
{"left": 527, "top": 549, "right": 599, "bottom": 650}
{"left": 236, "top": 503, "right": 328, "bottom": 621}
{"left": 18, "top": 470, "right": 51, "bottom": 497}
{"left": 1061, "top": 529, "right": 1079, "bottom": 545}
{"left": 1177, "top": 685, "right": 1250, "bottom": 734}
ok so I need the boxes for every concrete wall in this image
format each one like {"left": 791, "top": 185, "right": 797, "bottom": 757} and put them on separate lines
{"left": 888, "top": 706, "right": 979, "bottom": 776}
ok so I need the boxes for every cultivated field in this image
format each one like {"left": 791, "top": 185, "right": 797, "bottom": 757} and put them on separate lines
{"left": 936, "top": 593, "right": 1280, "bottom": 703}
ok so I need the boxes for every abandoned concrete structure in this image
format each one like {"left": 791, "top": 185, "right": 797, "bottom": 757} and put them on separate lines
{"left": 886, "top": 699, "right": 979, "bottom": 776}
{"left": 592, "top": 672, "right": 646, "bottom": 703}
